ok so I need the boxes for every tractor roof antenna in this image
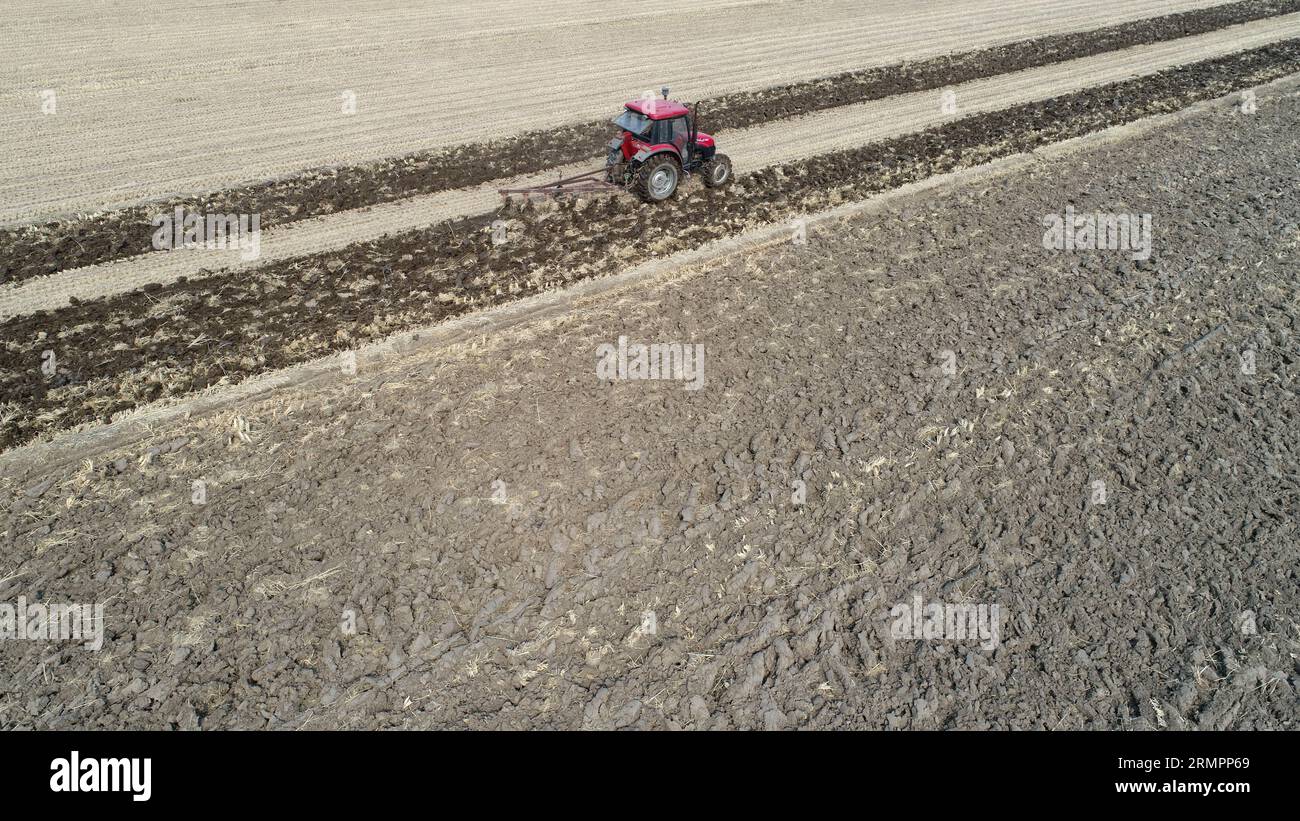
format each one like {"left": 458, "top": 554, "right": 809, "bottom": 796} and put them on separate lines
{"left": 661, "top": 86, "right": 670, "bottom": 100}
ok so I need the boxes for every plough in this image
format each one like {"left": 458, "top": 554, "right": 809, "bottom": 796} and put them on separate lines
{"left": 497, "top": 168, "right": 622, "bottom": 199}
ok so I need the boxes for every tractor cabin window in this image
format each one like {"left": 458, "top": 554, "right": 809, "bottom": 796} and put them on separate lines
{"left": 613, "top": 110, "right": 652, "bottom": 139}
{"left": 669, "top": 117, "right": 690, "bottom": 153}
{"left": 652, "top": 117, "right": 690, "bottom": 151}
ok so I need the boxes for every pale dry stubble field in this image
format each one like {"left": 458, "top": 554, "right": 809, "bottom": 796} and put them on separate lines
{"left": 1, "top": 0, "right": 1224, "bottom": 224}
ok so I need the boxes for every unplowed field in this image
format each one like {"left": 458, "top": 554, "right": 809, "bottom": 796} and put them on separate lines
{"left": 1, "top": 0, "right": 1225, "bottom": 226}
{"left": 7, "top": 8, "right": 1300, "bottom": 316}
{"left": 4, "top": 0, "right": 1296, "bottom": 286}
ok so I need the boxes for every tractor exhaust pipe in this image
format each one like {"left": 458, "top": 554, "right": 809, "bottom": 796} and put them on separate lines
{"left": 688, "top": 102, "right": 699, "bottom": 167}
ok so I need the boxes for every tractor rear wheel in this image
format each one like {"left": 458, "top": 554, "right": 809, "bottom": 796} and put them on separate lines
{"left": 633, "top": 154, "right": 680, "bottom": 202}
{"left": 700, "top": 153, "right": 733, "bottom": 188}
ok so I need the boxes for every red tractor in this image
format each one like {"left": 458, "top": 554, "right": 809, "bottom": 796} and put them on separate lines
{"left": 500, "top": 88, "right": 732, "bottom": 203}
{"left": 606, "top": 88, "right": 732, "bottom": 201}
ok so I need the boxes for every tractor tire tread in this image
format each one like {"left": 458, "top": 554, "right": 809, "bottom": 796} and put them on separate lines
{"left": 633, "top": 154, "right": 680, "bottom": 203}
{"left": 700, "top": 153, "right": 733, "bottom": 189}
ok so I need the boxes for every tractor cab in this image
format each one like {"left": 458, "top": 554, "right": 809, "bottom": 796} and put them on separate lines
{"left": 610, "top": 97, "right": 712, "bottom": 166}
{"left": 605, "top": 87, "right": 731, "bottom": 202}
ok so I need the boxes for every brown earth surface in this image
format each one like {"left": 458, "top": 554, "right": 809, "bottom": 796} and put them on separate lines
{"left": 0, "top": 68, "right": 1295, "bottom": 729}
{"left": 3, "top": 0, "right": 1297, "bottom": 284}
{"left": 4, "top": 41, "right": 1300, "bottom": 453}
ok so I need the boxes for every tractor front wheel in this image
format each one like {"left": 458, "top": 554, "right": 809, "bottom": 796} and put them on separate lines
{"left": 633, "top": 154, "right": 680, "bottom": 202}
{"left": 700, "top": 153, "right": 733, "bottom": 189}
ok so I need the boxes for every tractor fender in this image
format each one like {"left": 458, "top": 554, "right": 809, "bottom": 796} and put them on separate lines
{"left": 631, "top": 146, "right": 680, "bottom": 165}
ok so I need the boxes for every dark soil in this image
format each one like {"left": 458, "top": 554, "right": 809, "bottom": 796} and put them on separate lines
{"left": 4, "top": 41, "right": 1300, "bottom": 452}
{"left": 1, "top": 70, "right": 1295, "bottom": 729}
{"left": 3, "top": 0, "right": 1299, "bottom": 284}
